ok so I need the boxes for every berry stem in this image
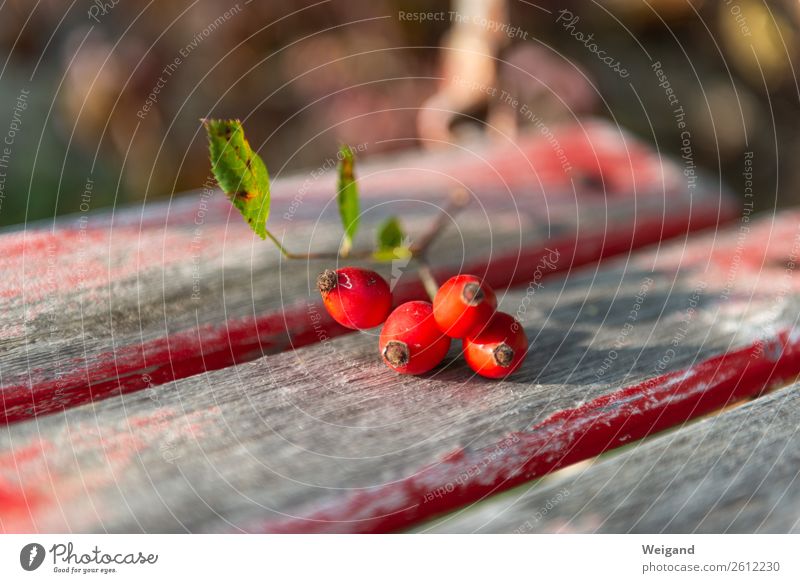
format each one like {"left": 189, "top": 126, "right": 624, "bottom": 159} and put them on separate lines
{"left": 408, "top": 189, "right": 470, "bottom": 301}
{"left": 266, "top": 188, "right": 469, "bottom": 269}
{"left": 416, "top": 259, "right": 440, "bottom": 302}
{"left": 264, "top": 229, "right": 295, "bottom": 258}
{"left": 265, "top": 229, "right": 373, "bottom": 260}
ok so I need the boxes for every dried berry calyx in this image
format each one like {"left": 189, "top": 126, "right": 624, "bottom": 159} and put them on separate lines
{"left": 382, "top": 341, "right": 410, "bottom": 367}
{"left": 317, "top": 269, "right": 338, "bottom": 295}
{"left": 318, "top": 267, "right": 392, "bottom": 330}
{"left": 461, "top": 282, "right": 485, "bottom": 305}
{"left": 433, "top": 274, "right": 498, "bottom": 338}
{"left": 493, "top": 343, "right": 515, "bottom": 367}
{"left": 463, "top": 312, "right": 528, "bottom": 379}
{"left": 379, "top": 301, "right": 451, "bottom": 375}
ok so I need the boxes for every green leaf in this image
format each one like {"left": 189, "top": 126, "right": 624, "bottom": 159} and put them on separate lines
{"left": 376, "top": 216, "right": 404, "bottom": 249}
{"left": 204, "top": 119, "right": 270, "bottom": 239}
{"left": 373, "top": 216, "right": 411, "bottom": 261}
{"left": 337, "top": 144, "right": 359, "bottom": 256}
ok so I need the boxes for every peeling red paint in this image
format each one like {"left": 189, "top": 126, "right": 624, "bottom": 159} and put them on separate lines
{"left": 0, "top": 199, "right": 729, "bottom": 425}
{"left": 260, "top": 329, "right": 800, "bottom": 533}
{"left": 0, "top": 478, "right": 42, "bottom": 533}
{"left": 0, "top": 122, "right": 730, "bottom": 424}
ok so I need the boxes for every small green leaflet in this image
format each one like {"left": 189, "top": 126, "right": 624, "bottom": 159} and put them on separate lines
{"left": 204, "top": 119, "right": 270, "bottom": 239}
{"left": 337, "top": 144, "right": 359, "bottom": 256}
{"left": 373, "top": 216, "right": 411, "bottom": 261}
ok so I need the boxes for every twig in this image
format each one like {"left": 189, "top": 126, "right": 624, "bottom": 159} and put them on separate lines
{"left": 265, "top": 229, "right": 373, "bottom": 260}
{"left": 407, "top": 189, "right": 471, "bottom": 301}
{"left": 266, "top": 188, "right": 471, "bottom": 265}
{"left": 409, "top": 188, "right": 471, "bottom": 257}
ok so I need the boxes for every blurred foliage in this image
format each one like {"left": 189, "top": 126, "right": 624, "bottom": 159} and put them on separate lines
{"left": 1, "top": 0, "right": 799, "bottom": 227}
{"left": 0, "top": 0, "right": 448, "bottom": 227}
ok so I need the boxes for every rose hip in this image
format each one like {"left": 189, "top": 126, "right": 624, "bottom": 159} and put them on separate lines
{"left": 433, "top": 274, "right": 497, "bottom": 338}
{"left": 317, "top": 267, "right": 392, "bottom": 330}
{"left": 379, "top": 301, "right": 451, "bottom": 375}
{"left": 462, "top": 312, "right": 527, "bottom": 379}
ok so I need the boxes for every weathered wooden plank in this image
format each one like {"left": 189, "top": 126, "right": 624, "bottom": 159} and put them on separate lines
{"left": 0, "top": 121, "right": 727, "bottom": 423}
{"left": 1, "top": 209, "right": 796, "bottom": 533}
{"left": 424, "top": 381, "right": 800, "bottom": 533}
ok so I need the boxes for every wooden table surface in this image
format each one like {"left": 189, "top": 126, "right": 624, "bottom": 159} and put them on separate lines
{"left": 4, "top": 120, "right": 797, "bottom": 534}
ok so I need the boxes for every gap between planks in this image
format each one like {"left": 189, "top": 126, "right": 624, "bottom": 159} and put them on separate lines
{"left": 421, "top": 379, "right": 800, "bottom": 534}
{"left": 0, "top": 120, "right": 727, "bottom": 424}
{"left": 2, "top": 210, "right": 800, "bottom": 533}
{"left": 409, "top": 370, "right": 800, "bottom": 533}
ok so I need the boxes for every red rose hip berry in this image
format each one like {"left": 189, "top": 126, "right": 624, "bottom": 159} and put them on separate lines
{"left": 317, "top": 267, "right": 392, "bottom": 330}
{"left": 433, "top": 274, "right": 497, "bottom": 338}
{"left": 463, "top": 312, "right": 528, "bottom": 379}
{"left": 380, "top": 301, "right": 451, "bottom": 375}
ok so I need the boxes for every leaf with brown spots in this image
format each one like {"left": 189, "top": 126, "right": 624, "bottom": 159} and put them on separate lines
{"left": 204, "top": 119, "right": 270, "bottom": 239}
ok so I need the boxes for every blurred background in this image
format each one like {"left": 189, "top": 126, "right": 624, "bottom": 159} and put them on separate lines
{"left": 1, "top": 0, "right": 799, "bottom": 227}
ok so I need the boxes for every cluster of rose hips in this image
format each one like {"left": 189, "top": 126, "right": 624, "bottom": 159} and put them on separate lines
{"left": 317, "top": 267, "right": 528, "bottom": 378}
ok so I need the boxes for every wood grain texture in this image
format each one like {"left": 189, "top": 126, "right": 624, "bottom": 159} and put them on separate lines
{"left": 1, "top": 209, "right": 797, "bottom": 534}
{"left": 0, "top": 121, "right": 728, "bottom": 423}
{"left": 424, "top": 381, "right": 800, "bottom": 534}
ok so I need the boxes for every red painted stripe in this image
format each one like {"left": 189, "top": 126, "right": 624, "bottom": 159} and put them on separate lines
{"left": 8, "top": 121, "right": 667, "bottom": 237}
{"left": 0, "top": 119, "right": 727, "bottom": 423}
{"left": 0, "top": 200, "right": 731, "bottom": 424}
{"left": 261, "top": 328, "right": 800, "bottom": 533}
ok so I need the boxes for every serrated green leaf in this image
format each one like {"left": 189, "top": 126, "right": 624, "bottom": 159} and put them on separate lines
{"left": 204, "top": 119, "right": 270, "bottom": 239}
{"left": 373, "top": 216, "right": 410, "bottom": 261}
{"left": 337, "top": 144, "right": 359, "bottom": 256}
